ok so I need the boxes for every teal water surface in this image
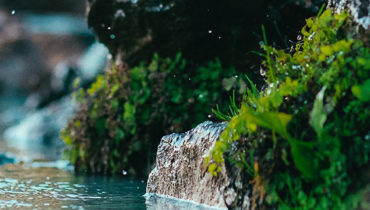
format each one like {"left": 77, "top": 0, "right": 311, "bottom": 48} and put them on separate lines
{"left": 0, "top": 164, "right": 146, "bottom": 209}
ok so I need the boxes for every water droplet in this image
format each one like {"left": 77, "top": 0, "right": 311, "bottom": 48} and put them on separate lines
{"left": 365, "top": 134, "right": 370, "bottom": 140}
{"left": 46, "top": 177, "right": 50, "bottom": 181}
{"left": 260, "top": 67, "right": 266, "bottom": 76}
{"left": 101, "top": 23, "right": 105, "bottom": 28}
{"left": 188, "top": 78, "right": 191, "bottom": 81}
{"left": 173, "top": 74, "right": 176, "bottom": 78}
{"left": 159, "top": 4, "right": 163, "bottom": 8}
{"left": 11, "top": 10, "right": 16, "bottom": 15}
{"left": 110, "top": 34, "right": 116, "bottom": 39}
{"left": 234, "top": 75, "right": 238, "bottom": 78}
{"left": 137, "top": 187, "right": 140, "bottom": 190}
{"left": 107, "top": 27, "right": 112, "bottom": 30}
{"left": 259, "top": 41, "right": 264, "bottom": 46}
{"left": 208, "top": 115, "right": 212, "bottom": 118}
{"left": 107, "top": 54, "right": 113, "bottom": 59}
{"left": 208, "top": 30, "right": 212, "bottom": 34}
{"left": 122, "top": 170, "right": 127, "bottom": 175}
{"left": 218, "top": 36, "right": 222, "bottom": 39}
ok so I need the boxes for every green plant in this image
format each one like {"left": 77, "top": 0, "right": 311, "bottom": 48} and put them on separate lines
{"left": 206, "top": 9, "right": 370, "bottom": 209}
{"left": 61, "top": 53, "right": 247, "bottom": 177}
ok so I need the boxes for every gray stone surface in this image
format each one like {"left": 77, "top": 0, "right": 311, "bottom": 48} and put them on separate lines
{"left": 328, "top": 0, "right": 370, "bottom": 30}
{"left": 146, "top": 121, "right": 243, "bottom": 209}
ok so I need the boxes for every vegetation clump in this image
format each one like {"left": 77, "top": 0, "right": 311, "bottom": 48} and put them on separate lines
{"left": 206, "top": 9, "right": 370, "bottom": 209}
{"left": 61, "top": 53, "right": 245, "bottom": 177}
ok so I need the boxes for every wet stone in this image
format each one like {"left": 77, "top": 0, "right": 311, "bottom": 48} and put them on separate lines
{"left": 146, "top": 121, "right": 247, "bottom": 209}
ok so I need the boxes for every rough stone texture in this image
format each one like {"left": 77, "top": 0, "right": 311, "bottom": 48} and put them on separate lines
{"left": 328, "top": 0, "right": 370, "bottom": 30}
{"left": 146, "top": 121, "right": 245, "bottom": 209}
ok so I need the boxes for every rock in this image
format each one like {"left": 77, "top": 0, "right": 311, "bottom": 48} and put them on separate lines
{"left": 146, "top": 121, "right": 247, "bottom": 209}
{"left": 3, "top": 96, "right": 76, "bottom": 161}
{"left": 328, "top": 0, "right": 370, "bottom": 30}
{"left": 86, "top": 0, "right": 320, "bottom": 73}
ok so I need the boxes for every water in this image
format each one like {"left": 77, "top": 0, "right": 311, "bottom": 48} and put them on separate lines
{"left": 0, "top": 164, "right": 146, "bottom": 209}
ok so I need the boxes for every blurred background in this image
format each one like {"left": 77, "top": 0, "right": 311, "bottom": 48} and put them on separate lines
{"left": 0, "top": 0, "right": 109, "bottom": 162}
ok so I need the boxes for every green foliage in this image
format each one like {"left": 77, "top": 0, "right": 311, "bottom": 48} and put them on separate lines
{"left": 61, "top": 53, "right": 242, "bottom": 177}
{"left": 206, "top": 9, "right": 370, "bottom": 209}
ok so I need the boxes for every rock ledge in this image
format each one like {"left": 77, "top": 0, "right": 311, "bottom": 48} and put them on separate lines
{"left": 146, "top": 121, "right": 242, "bottom": 209}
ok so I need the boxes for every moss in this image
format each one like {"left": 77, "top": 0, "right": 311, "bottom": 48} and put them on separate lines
{"left": 61, "top": 53, "right": 246, "bottom": 177}
{"left": 207, "top": 9, "right": 370, "bottom": 209}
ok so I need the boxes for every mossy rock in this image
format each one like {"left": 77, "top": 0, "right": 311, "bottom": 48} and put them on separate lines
{"left": 207, "top": 9, "right": 370, "bottom": 209}
{"left": 61, "top": 53, "right": 247, "bottom": 177}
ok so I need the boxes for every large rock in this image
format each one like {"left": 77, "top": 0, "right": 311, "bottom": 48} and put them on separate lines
{"left": 146, "top": 121, "right": 249, "bottom": 209}
{"left": 86, "top": 0, "right": 320, "bottom": 73}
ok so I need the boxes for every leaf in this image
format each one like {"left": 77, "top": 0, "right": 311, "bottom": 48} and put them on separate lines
{"left": 241, "top": 105, "right": 292, "bottom": 139}
{"left": 310, "top": 87, "right": 327, "bottom": 139}
{"left": 352, "top": 79, "right": 370, "bottom": 102}
{"left": 290, "top": 140, "right": 316, "bottom": 179}
{"left": 244, "top": 74, "right": 259, "bottom": 98}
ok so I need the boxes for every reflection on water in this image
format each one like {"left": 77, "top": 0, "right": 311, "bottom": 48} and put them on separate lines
{"left": 0, "top": 164, "right": 146, "bottom": 209}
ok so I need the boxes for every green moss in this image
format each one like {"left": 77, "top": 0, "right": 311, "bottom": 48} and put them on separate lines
{"left": 207, "top": 9, "right": 370, "bottom": 209}
{"left": 61, "top": 53, "right": 245, "bottom": 177}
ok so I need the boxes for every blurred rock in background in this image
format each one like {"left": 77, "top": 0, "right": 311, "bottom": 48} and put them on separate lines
{"left": 0, "top": 0, "right": 109, "bottom": 161}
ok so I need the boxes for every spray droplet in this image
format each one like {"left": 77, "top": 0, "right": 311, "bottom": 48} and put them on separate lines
{"left": 208, "top": 30, "right": 212, "bottom": 34}
{"left": 11, "top": 10, "right": 16, "bottom": 15}
{"left": 110, "top": 34, "right": 116, "bottom": 39}
{"left": 218, "top": 36, "right": 222, "bottom": 39}
{"left": 122, "top": 170, "right": 127, "bottom": 175}
{"left": 208, "top": 115, "right": 212, "bottom": 118}
{"left": 188, "top": 78, "right": 191, "bottom": 81}
{"left": 107, "top": 27, "right": 112, "bottom": 30}
{"left": 260, "top": 67, "right": 266, "bottom": 76}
